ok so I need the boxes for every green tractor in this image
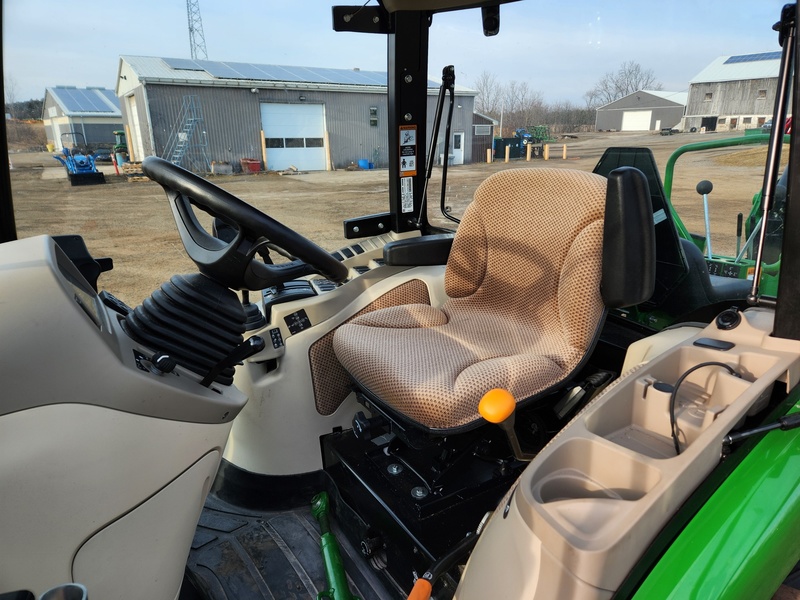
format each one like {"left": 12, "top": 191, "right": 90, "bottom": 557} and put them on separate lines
{"left": 593, "top": 132, "right": 789, "bottom": 332}
{"left": 1, "top": 2, "right": 800, "bottom": 600}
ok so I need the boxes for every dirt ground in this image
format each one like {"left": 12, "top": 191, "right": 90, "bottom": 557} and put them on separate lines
{"left": 8, "top": 130, "right": 783, "bottom": 306}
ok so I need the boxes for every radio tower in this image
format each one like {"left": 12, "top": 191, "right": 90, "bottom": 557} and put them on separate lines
{"left": 187, "top": 0, "right": 208, "bottom": 60}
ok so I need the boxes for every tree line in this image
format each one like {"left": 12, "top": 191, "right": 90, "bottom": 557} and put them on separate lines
{"left": 472, "top": 61, "right": 661, "bottom": 136}
{"left": 5, "top": 99, "right": 44, "bottom": 121}
{"left": 4, "top": 76, "right": 44, "bottom": 120}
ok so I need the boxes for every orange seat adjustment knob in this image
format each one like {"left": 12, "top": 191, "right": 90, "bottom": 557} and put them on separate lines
{"left": 478, "top": 388, "right": 516, "bottom": 424}
{"left": 406, "top": 577, "right": 433, "bottom": 600}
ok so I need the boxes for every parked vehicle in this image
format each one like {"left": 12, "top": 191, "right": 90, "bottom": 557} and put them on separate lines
{"left": 92, "top": 147, "right": 113, "bottom": 163}
{"left": 51, "top": 132, "right": 106, "bottom": 185}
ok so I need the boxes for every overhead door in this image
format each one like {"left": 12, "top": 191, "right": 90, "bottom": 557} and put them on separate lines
{"left": 261, "top": 103, "right": 326, "bottom": 171}
{"left": 621, "top": 110, "right": 652, "bottom": 131}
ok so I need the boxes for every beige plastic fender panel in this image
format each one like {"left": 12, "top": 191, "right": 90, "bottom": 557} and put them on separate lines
{"left": 73, "top": 451, "right": 221, "bottom": 599}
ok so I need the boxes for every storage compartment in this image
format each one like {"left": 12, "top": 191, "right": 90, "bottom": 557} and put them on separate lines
{"left": 505, "top": 313, "right": 800, "bottom": 594}
{"left": 532, "top": 438, "right": 661, "bottom": 504}
{"left": 583, "top": 345, "right": 780, "bottom": 456}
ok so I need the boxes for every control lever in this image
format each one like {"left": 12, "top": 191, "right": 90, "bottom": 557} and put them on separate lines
{"left": 724, "top": 412, "right": 800, "bottom": 445}
{"left": 479, "top": 388, "right": 535, "bottom": 461}
{"left": 696, "top": 180, "right": 714, "bottom": 259}
{"left": 200, "top": 336, "right": 265, "bottom": 387}
{"left": 353, "top": 410, "right": 386, "bottom": 441}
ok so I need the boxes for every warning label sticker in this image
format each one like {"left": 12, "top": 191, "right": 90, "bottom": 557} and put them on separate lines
{"left": 401, "top": 177, "right": 414, "bottom": 213}
{"left": 399, "top": 125, "right": 417, "bottom": 176}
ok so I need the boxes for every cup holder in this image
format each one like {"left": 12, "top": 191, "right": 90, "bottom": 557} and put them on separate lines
{"left": 538, "top": 469, "right": 639, "bottom": 502}
{"left": 531, "top": 438, "right": 661, "bottom": 505}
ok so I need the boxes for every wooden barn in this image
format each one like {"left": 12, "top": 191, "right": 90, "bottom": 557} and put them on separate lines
{"left": 682, "top": 52, "right": 783, "bottom": 132}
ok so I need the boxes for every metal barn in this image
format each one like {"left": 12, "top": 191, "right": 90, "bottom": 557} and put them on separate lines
{"left": 595, "top": 90, "right": 687, "bottom": 132}
{"left": 116, "top": 56, "right": 478, "bottom": 172}
{"left": 42, "top": 87, "right": 123, "bottom": 149}
{"left": 682, "top": 52, "right": 783, "bottom": 132}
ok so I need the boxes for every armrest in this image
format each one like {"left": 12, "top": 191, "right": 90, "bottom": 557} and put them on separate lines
{"left": 383, "top": 233, "right": 454, "bottom": 266}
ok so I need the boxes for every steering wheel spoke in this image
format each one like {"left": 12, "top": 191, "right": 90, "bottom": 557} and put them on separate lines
{"left": 142, "top": 157, "right": 348, "bottom": 290}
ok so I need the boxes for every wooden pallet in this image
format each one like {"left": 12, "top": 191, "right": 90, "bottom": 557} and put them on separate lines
{"left": 121, "top": 162, "right": 148, "bottom": 182}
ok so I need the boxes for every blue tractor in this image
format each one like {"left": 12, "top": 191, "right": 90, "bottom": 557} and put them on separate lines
{"left": 52, "top": 132, "right": 106, "bottom": 186}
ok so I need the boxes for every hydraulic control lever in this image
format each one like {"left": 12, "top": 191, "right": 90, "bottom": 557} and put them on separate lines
{"left": 200, "top": 336, "right": 265, "bottom": 387}
{"left": 724, "top": 412, "right": 800, "bottom": 445}
{"left": 479, "top": 388, "right": 536, "bottom": 461}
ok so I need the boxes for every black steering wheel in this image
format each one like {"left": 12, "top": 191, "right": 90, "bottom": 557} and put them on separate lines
{"left": 142, "top": 156, "right": 348, "bottom": 290}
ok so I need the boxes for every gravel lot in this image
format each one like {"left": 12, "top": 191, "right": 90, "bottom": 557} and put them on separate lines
{"left": 9, "top": 130, "right": 779, "bottom": 305}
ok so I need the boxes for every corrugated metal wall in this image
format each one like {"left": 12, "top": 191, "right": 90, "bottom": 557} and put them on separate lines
{"left": 129, "top": 82, "right": 476, "bottom": 171}
{"left": 595, "top": 92, "right": 685, "bottom": 131}
{"left": 596, "top": 105, "right": 684, "bottom": 131}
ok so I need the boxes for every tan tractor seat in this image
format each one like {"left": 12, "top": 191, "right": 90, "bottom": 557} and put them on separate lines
{"left": 333, "top": 167, "right": 654, "bottom": 432}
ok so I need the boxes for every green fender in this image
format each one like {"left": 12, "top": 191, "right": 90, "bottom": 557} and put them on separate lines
{"left": 632, "top": 399, "right": 800, "bottom": 599}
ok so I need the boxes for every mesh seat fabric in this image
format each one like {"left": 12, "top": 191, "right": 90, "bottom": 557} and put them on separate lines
{"left": 332, "top": 168, "right": 608, "bottom": 431}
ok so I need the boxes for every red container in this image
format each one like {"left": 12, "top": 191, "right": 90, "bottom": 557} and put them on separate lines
{"left": 240, "top": 158, "right": 261, "bottom": 173}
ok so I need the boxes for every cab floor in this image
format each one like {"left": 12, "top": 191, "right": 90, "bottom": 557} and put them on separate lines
{"left": 181, "top": 493, "right": 392, "bottom": 600}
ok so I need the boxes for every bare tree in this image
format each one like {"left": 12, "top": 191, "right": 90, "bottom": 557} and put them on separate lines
{"left": 501, "top": 80, "right": 546, "bottom": 133}
{"left": 4, "top": 76, "right": 18, "bottom": 119}
{"left": 544, "top": 100, "right": 595, "bottom": 133}
{"left": 472, "top": 70, "right": 503, "bottom": 117}
{"left": 585, "top": 61, "right": 663, "bottom": 108}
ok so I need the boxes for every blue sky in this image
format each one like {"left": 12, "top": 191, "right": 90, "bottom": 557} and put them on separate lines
{"left": 2, "top": 0, "right": 788, "bottom": 104}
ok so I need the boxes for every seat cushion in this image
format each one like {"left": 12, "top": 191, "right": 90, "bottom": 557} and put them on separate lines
{"left": 332, "top": 169, "right": 607, "bottom": 431}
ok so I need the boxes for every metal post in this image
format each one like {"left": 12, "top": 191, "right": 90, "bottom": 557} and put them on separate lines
{"left": 387, "top": 11, "right": 430, "bottom": 234}
{"left": 774, "top": 2, "right": 800, "bottom": 338}
{"left": 751, "top": 3, "right": 794, "bottom": 308}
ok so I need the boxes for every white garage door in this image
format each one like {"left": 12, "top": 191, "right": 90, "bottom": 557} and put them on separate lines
{"left": 621, "top": 110, "right": 653, "bottom": 131}
{"left": 261, "top": 103, "right": 326, "bottom": 171}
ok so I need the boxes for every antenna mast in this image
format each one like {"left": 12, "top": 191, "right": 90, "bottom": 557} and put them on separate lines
{"left": 187, "top": 0, "right": 208, "bottom": 60}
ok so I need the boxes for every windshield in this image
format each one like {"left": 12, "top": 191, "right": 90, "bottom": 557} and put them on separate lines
{"left": 3, "top": 0, "right": 789, "bottom": 305}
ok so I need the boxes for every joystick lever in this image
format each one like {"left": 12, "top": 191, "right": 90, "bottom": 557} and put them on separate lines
{"left": 200, "top": 336, "right": 266, "bottom": 387}
{"left": 479, "top": 389, "right": 536, "bottom": 461}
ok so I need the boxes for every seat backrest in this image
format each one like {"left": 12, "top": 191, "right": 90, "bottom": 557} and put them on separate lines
{"left": 593, "top": 147, "right": 687, "bottom": 308}
{"left": 601, "top": 166, "right": 656, "bottom": 308}
{"left": 444, "top": 168, "right": 608, "bottom": 353}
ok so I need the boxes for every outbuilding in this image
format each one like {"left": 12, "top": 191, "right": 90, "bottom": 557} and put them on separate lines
{"left": 116, "top": 56, "right": 477, "bottom": 172}
{"left": 682, "top": 52, "right": 782, "bottom": 132}
{"left": 42, "top": 86, "right": 123, "bottom": 149}
{"left": 595, "top": 90, "right": 687, "bottom": 132}
{"left": 471, "top": 112, "right": 497, "bottom": 163}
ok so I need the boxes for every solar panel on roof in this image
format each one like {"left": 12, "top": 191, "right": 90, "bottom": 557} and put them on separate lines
{"left": 56, "top": 88, "right": 115, "bottom": 113}
{"left": 224, "top": 63, "right": 265, "bottom": 80}
{"left": 195, "top": 59, "right": 388, "bottom": 85}
{"left": 162, "top": 57, "right": 205, "bottom": 71}
{"left": 154, "top": 56, "right": 432, "bottom": 88}
{"left": 99, "top": 89, "right": 121, "bottom": 110}
{"left": 724, "top": 51, "right": 782, "bottom": 64}
{"left": 271, "top": 65, "right": 314, "bottom": 82}
{"left": 202, "top": 61, "right": 250, "bottom": 79}
{"left": 252, "top": 64, "right": 284, "bottom": 80}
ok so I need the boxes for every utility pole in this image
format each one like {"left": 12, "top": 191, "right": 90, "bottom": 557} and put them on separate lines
{"left": 187, "top": 0, "right": 208, "bottom": 60}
